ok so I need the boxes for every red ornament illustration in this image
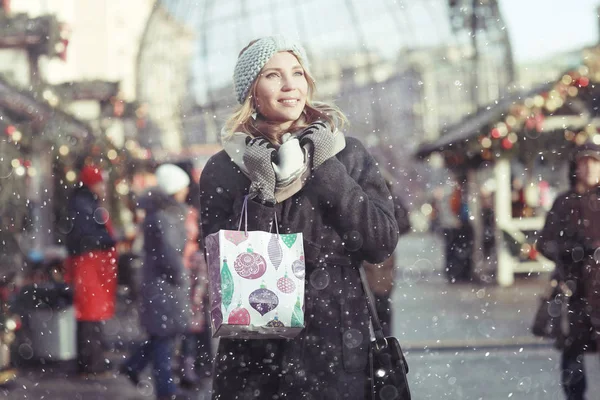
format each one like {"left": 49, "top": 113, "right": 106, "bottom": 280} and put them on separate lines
{"left": 277, "top": 275, "right": 296, "bottom": 294}
{"left": 224, "top": 231, "right": 247, "bottom": 246}
{"left": 234, "top": 250, "right": 267, "bottom": 280}
{"left": 227, "top": 307, "right": 251, "bottom": 325}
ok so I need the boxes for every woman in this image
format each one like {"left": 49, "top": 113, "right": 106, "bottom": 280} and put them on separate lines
{"left": 121, "top": 163, "right": 192, "bottom": 400}
{"left": 537, "top": 142, "right": 600, "bottom": 400}
{"left": 199, "top": 36, "right": 399, "bottom": 399}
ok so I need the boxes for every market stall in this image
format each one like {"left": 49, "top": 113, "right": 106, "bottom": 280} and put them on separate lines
{"left": 416, "top": 45, "right": 600, "bottom": 286}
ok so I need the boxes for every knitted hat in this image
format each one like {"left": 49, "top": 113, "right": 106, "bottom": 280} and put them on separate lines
{"left": 155, "top": 164, "right": 190, "bottom": 195}
{"left": 79, "top": 165, "right": 104, "bottom": 187}
{"left": 233, "top": 35, "right": 310, "bottom": 104}
{"left": 575, "top": 141, "right": 600, "bottom": 161}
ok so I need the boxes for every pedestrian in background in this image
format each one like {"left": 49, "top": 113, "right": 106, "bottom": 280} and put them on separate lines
{"left": 199, "top": 35, "right": 399, "bottom": 399}
{"left": 65, "top": 165, "right": 117, "bottom": 378}
{"left": 537, "top": 142, "right": 600, "bottom": 400}
{"left": 176, "top": 161, "right": 212, "bottom": 387}
{"left": 120, "top": 164, "right": 192, "bottom": 400}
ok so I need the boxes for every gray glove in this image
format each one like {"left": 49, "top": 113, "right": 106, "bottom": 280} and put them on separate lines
{"left": 243, "top": 137, "right": 277, "bottom": 204}
{"left": 298, "top": 121, "right": 336, "bottom": 170}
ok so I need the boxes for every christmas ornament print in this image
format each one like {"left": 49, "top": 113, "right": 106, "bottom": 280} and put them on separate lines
{"left": 291, "top": 296, "right": 304, "bottom": 327}
{"left": 277, "top": 274, "right": 296, "bottom": 294}
{"left": 281, "top": 234, "right": 297, "bottom": 249}
{"left": 220, "top": 259, "right": 234, "bottom": 310}
{"left": 266, "top": 315, "right": 285, "bottom": 328}
{"left": 268, "top": 234, "right": 283, "bottom": 270}
{"left": 292, "top": 256, "right": 305, "bottom": 279}
{"left": 227, "top": 306, "right": 251, "bottom": 325}
{"left": 234, "top": 247, "right": 267, "bottom": 280}
{"left": 224, "top": 231, "right": 247, "bottom": 246}
{"left": 249, "top": 286, "right": 279, "bottom": 316}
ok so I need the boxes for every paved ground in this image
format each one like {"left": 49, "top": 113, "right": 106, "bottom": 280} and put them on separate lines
{"left": 2, "top": 233, "right": 585, "bottom": 400}
{"left": 391, "top": 233, "right": 549, "bottom": 350}
{"left": 406, "top": 346, "right": 600, "bottom": 400}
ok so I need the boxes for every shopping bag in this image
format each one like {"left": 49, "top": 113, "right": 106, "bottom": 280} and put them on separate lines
{"left": 204, "top": 197, "right": 305, "bottom": 339}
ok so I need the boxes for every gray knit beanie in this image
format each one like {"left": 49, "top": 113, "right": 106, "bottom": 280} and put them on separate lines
{"left": 233, "top": 35, "right": 310, "bottom": 104}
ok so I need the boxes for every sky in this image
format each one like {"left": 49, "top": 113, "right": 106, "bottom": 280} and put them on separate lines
{"left": 500, "top": 0, "right": 600, "bottom": 62}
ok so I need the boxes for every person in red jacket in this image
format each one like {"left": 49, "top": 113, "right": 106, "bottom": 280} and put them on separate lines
{"left": 65, "top": 165, "right": 117, "bottom": 377}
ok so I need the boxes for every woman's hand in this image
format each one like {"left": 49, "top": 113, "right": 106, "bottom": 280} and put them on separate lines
{"left": 298, "top": 121, "right": 336, "bottom": 170}
{"left": 243, "top": 137, "right": 277, "bottom": 204}
{"left": 272, "top": 134, "right": 306, "bottom": 186}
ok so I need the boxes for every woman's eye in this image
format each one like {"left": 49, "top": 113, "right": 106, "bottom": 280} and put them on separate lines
{"left": 294, "top": 71, "right": 304, "bottom": 76}
{"left": 266, "top": 72, "right": 280, "bottom": 79}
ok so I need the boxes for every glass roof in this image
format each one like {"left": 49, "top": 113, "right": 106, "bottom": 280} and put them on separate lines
{"left": 160, "top": 0, "right": 456, "bottom": 106}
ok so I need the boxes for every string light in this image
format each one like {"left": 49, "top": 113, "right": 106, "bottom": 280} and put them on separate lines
{"left": 471, "top": 47, "right": 600, "bottom": 159}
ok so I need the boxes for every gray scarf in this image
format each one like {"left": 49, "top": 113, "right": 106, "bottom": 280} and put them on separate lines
{"left": 221, "top": 125, "right": 346, "bottom": 203}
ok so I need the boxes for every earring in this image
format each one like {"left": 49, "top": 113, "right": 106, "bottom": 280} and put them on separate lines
{"left": 251, "top": 112, "right": 257, "bottom": 120}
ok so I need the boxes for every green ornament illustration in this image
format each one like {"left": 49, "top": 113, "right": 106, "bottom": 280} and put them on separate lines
{"left": 281, "top": 234, "right": 297, "bottom": 249}
{"left": 221, "top": 258, "right": 234, "bottom": 310}
{"left": 291, "top": 296, "right": 304, "bottom": 327}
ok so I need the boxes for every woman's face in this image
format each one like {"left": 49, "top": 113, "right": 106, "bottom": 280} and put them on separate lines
{"left": 577, "top": 156, "right": 600, "bottom": 189}
{"left": 254, "top": 51, "right": 308, "bottom": 132}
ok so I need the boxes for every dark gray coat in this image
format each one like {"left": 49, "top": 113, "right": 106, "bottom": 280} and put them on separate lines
{"left": 139, "top": 189, "right": 191, "bottom": 337}
{"left": 66, "top": 186, "right": 116, "bottom": 256}
{"left": 537, "top": 189, "right": 600, "bottom": 348}
{"left": 200, "top": 137, "right": 399, "bottom": 400}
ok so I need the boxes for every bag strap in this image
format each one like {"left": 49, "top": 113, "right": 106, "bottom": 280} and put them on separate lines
{"left": 237, "top": 196, "right": 249, "bottom": 233}
{"left": 237, "top": 195, "right": 280, "bottom": 236}
{"left": 358, "top": 264, "right": 387, "bottom": 347}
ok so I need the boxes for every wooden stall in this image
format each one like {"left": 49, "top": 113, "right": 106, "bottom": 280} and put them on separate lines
{"left": 416, "top": 45, "right": 600, "bottom": 286}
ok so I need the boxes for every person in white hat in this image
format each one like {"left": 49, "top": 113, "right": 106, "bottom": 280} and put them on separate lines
{"left": 120, "top": 163, "right": 192, "bottom": 400}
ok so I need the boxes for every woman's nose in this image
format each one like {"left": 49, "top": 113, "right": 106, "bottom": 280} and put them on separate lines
{"left": 281, "top": 74, "right": 296, "bottom": 91}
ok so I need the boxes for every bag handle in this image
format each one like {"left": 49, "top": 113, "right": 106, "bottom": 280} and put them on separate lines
{"left": 237, "top": 195, "right": 280, "bottom": 236}
{"left": 358, "top": 264, "right": 387, "bottom": 348}
{"left": 237, "top": 195, "right": 249, "bottom": 234}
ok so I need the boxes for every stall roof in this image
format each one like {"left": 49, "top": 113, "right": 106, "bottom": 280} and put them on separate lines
{"left": 415, "top": 82, "right": 555, "bottom": 159}
{"left": 0, "top": 77, "right": 93, "bottom": 143}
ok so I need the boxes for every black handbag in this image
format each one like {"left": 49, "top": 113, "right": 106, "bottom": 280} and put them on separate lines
{"left": 359, "top": 265, "right": 411, "bottom": 400}
{"left": 531, "top": 279, "right": 568, "bottom": 346}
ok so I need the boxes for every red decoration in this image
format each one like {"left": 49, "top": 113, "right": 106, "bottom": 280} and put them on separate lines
{"left": 576, "top": 77, "right": 590, "bottom": 88}
{"left": 58, "top": 24, "right": 71, "bottom": 61}
{"left": 5, "top": 125, "right": 15, "bottom": 136}
{"left": 525, "top": 113, "right": 544, "bottom": 132}
{"left": 529, "top": 246, "right": 538, "bottom": 260}
{"left": 227, "top": 307, "right": 250, "bottom": 325}
{"left": 234, "top": 251, "right": 267, "bottom": 280}
{"left": 113, "top": 100, "right": 125, "bottom": 117}
{"left": 490, "top": 128, "right": 501, "bottom": 139}
{"left": 277, "top": 275, "right": 295, "bottom": 294}
{"left": 501, "top": 138, "right": 513, "bottom": 150}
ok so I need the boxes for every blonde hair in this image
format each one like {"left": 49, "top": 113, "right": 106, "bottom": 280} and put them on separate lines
{"left": 224, "top": 47, "right": 347, "bottom": 142}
